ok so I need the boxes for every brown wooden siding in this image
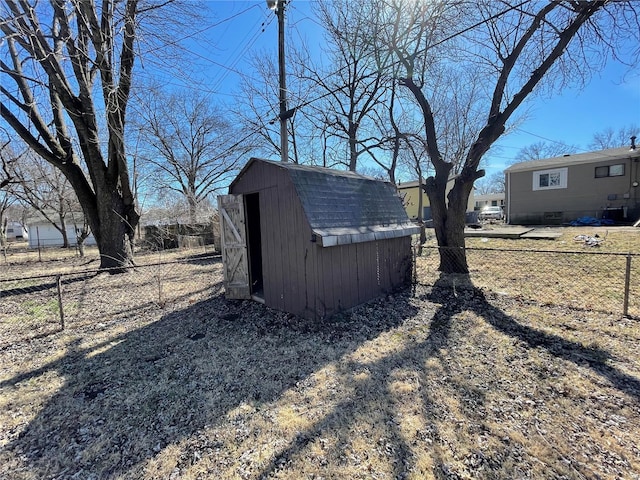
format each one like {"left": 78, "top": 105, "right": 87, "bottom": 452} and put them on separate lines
{"left": 230, "top": 161, "right": 413, "bottom": 320}
{"left": 307, "top": 236, "right": 411, "bottom": 319}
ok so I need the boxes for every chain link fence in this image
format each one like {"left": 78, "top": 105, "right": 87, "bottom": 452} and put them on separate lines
{"left": 0, "top": 254, "right": 223, "bottom": 346}
{"left": 417, "top": 246, "right": 639, "bottom": 318}
{"left": 1, "top": 246, "right": 638, "bottom": 346}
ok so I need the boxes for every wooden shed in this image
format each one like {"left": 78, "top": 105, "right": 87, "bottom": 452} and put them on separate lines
{"left": 218, "top": 158, "right": 419, "bottom": 320}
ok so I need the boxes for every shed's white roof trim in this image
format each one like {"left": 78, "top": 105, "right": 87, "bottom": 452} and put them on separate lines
{"left": 314, "top": 224, "right": 420, "bottom": 247}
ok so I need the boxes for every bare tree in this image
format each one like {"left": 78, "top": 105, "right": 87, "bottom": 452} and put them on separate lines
{"left": 1, "top": 0, "right": 190, "bottom": 271}
{"left": 304, "top": 0, "right": 391, "bottom": 172}
{"left": 0, "top": 148, "right": 15, "bottom": 252}
{"left": 0, "top": 191, "right": 12, "bottom": 259}
{"left": 375, "top": 0, "right": 639, "bottom": 273}
{"left": 237, "top": 52, "right": 293, "bottom": 161}
{"left": 474, "top": 172, "right": 506, "bottom": 195}
{"left": 514, "top": 141, "right": 579, "bottom": 163}
{"left": 0, "top": 138, "right": 17, "bottom": 191}
{"left": 9, "top": 148, "right": 85, "bottom": 249}
{"left": 589, "top": 124, "right": 639, "bottom": 150}
{"left": 0, "top": 138, "right": 25, "bottom": 259}
{"left": 237, "top": 43, "right": 320, "bottom": 165}
{"left": 135, "top": 90, "right": 250, "bottom": 223}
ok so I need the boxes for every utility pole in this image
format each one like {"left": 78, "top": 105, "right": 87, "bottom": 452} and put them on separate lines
{"left": 268, "top": 0, "right": 289, "bottom": 162}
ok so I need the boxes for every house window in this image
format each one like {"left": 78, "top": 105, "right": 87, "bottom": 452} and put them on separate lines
{"left": 595, "top": 164, "right": 625, "bottom": 178}
{"left": 533, "top": 168, "right": 568, "bottom": 191}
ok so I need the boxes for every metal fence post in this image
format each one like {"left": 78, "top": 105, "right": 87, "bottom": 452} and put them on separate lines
{"left": 37, "top": 226, "right": 42, "bottom": 262}
{"left": 56, "top": 274, "right": 65, "bottom": 330}
{"left": 623, "top": 253, "right": 631, "bottom": 317}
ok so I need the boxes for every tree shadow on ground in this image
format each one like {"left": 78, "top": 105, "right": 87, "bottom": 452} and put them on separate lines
{"left": 254, "top": 277, "right": 461, "bottom": 479}
{"left": 181, "top": 251, "right": 221, "bottom": 265}
{"left": 472, "top": 292, "right": 640, "bottom": 400}
{"left": 3, "top": 274, "right": 638, "bottom": 479}
{"left": 421, "top": 274, "right": 640, "bottom": 401}
{"left": 1, "top": 288, "right": 418, "bottom": 479}
{"left": 253, "top": 274, "right": 639, "bottom": 479}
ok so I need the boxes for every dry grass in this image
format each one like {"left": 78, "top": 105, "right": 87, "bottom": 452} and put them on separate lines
{"left": 420, "top": 226, "right": 640, "bottom": 317}
{"left": 1, "top": 242, "right": 215, "bottom": 273}
{"left": 1, "top": 228, "right": 639, "bottom": 479}
{"left": 0, "top": 248, "right": 221, "bottom": 343}
{"left": 461, "top": 225, "right": 640, "bottom": 254}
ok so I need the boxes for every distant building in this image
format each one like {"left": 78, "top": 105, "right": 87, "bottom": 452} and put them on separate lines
{"left": 4, "top": 221, "right": 28, "bottom": 241}
{"left": 505, "top": 146, "right": 640, "bottom": 225}
{"left": 397, "top": 178, "right": 475, "bottom": 221}
{"left": 474, "top": 193, "right": 505, "bottom": 210}
{"left": 26, "top": 213, "right": 96, "bottom": 248}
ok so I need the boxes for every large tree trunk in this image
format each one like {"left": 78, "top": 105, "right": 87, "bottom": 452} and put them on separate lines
{"left": 90, "top": 189, "right": 137, "bottom": 271}
{"left": 95, "top": 214, "right": 135, "bottom": 270}
{"left": 424, "top": 171, "right": 471, "bottom": 273}
{"left": 1, "top": 0, "right": 142, "bottom": 274}
{"left": 59, "top": 158, "right": 138, "bottom": 271}
{"left": 188, "top": 196, "right": 198, "bottom": 224}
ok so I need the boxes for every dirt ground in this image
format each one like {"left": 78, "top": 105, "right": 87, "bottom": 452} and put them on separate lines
{"left": 1, "top": 251, "right": 638, "bottom": 479}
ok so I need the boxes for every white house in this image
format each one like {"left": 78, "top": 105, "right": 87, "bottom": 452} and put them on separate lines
{"left": 4, "top": 221, "right": 28, "bottom": 241}
{"left": 474, "top": 193, "right": 505, "bottom": 210}
{"left": 27, "top": 213, "right": 96, "bottom": 248}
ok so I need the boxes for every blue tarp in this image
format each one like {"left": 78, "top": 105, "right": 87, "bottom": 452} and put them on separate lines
{"left": 569, "top": 216, "right": 615, "bottom": 226}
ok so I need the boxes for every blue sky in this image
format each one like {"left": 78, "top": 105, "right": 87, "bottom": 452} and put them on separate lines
{"left": 188, "top": 1, "right": 640, "bottom": 177}
{"left": 486, "top": 61, "right": 640, "bottom": 174}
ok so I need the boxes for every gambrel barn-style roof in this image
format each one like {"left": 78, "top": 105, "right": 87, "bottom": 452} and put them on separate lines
{"left": 230, "top": 159, "right": 418, "bottom": 247}
{"left": 220, "top": 158, "right": 419, "bottom": 320}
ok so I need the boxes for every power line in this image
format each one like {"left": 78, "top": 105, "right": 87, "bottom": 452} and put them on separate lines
{"left": 516, "top": 128, "right": 575, "bottom": 146}
{"left": 208, "top": 8, "right": 275, "bottom": 93}
{"left": 141, "top": 3, "right": 262, "bottom": 55}
{"left": 141, "top": 0, "right": 534, "bottom": 120}
{"left": 275, "top": 0, "right": 534, "bottom": 123}
{"left": 136, "top": 9, "right": 274, "bottom": 97}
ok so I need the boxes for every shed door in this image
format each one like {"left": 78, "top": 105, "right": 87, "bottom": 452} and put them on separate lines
{"left": 218, "top": 194, "right": 251, "bottom": 299}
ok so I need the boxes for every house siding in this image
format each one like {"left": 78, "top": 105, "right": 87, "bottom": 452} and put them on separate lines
{"left": 4, "top": 222, "right": 28, "bottom": 241}
{"left": 27, "top": 222, "right": 97, "bottom": 248}
{"left": 474, "top": 193, "right": 505, "bottom": 210}
{"left": 398, "top": 184, "right": 426, "bottom": 219}
{"left": 507, "top": 155, "right": 640, "bottom": 224}
{"left": 230, "top": 160, "right": 413, "bottom": 320}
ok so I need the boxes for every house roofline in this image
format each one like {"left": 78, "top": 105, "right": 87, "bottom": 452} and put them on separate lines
{"left": 505, "top": 146, "right": 640, "bottom": 173}
{"left": 25, "top": 211, "right": 86, "bottom": 224}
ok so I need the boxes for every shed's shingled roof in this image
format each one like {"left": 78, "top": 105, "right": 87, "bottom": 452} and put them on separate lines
{"left": 233, "top": 158, "right": 419, "bottom": 246}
